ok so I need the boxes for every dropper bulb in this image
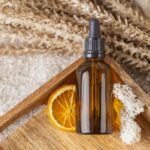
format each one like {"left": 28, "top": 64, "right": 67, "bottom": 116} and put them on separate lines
{"left": 89, "top": 18, "right": 100, "bottom": 38}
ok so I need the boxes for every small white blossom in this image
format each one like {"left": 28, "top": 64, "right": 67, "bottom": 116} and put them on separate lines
{"left": 113, "top": 83, "right": 144, "bottom": 144}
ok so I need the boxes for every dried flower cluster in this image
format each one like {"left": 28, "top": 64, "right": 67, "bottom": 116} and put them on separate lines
{"left": 113, "top": 83, "right": 144, "bottom": 144}
{"left": 96, "top": 0, "right": 150, "bottom": 32}
{"left": 0, "top": 0, "right": 150, "bottom": 94}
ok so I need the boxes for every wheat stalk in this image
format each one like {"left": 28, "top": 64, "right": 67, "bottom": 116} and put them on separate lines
{"left": 0, "top": 4, "right": 83, "bottom": 54}
{"left": 47, "top": 10, "right": 150, "bottom": 63}
{"left": 109, "top": 46, "right": 150, "bottom": 72}
{"left": 0, "top": 5, "right": 149, "bottom": 70}
{"left": 95, "top": 0, "right": 150, "bottom": 32}
{"left": 0, "top": 30, "right": 80, "bottom": 51}
{"left": 0, "top": 12, "right": 83, "bottom": 42}
{"left": 0, "top": 47, "right": 80, "bottom": 56}
{"left": 1, "top": 9, "right": 150, "bottom": 63}
{"left": 106, "top": 36, "right": 150, "bottom": 63}
{"left": 1, "top": 0, "right": 150, "bottom": 46}
{"left": 0, "top": 24, "right": 82, "bottom": 55}
{"left": 44, "top": 0, "right": 150, "bottom": 47}
{"left": 2, "top": 24, "right": 149, "bottom": 75}
{"left": 7, "top": 0, "right": 149, "bottom": 63}
{"left": 65, "top": 12, "right": 150, "bottom": 63}
{"left": 1, "top": 16, "right": 149, "bottom": 76}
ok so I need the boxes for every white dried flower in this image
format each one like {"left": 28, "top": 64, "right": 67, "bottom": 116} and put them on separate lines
{"left": 113, "top": 83, "right": 144, "bottom": 144}
{"left": 120, "top": 112, "right": 141, "bottom": 144}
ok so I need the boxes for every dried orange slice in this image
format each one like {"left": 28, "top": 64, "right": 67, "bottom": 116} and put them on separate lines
{"left": 47, "top": 85, "right": 76, "bottom": 131}
{"left": 113, "top": 98, "right": 123, "bottom": 129}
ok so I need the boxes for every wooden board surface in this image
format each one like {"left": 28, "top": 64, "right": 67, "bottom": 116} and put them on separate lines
{"left": 1, "top": 109, "right": 150, "bottom": 150}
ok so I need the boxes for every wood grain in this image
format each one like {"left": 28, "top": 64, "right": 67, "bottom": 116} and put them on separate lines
{"left": 0, "top": 145, "right": 4, "bottom": 150}
{"left": 0, "top": 56, "right": 149, "bottom": 133}
{"left": 1, "top": 109, "right": 150, "bottom": 150}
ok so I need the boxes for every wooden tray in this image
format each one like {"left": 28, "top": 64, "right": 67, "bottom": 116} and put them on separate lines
{"left": 0, "top": 56, "right": 150, "bottom": 149}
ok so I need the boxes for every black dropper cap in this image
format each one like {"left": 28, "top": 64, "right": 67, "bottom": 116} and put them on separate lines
{"left": 84, "top": 18, "right": 105, "bottom": 58}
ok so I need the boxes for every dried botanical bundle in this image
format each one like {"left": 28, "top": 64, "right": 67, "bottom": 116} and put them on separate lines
{"left": 0, "top": 22, "right": 78, "bottom": 56}
{"left": 42, "top": 0, "right": 150, "bottom": 47}
{"left": 0, "top": 27, "right": 82, "bottom": 55}
{"left": 1, "top": 9, "right": 149, "bottom": 67}
{"left": 1, "top": 4, "right": 149, "bottom": 71}
{"left": 95, "top": 0, "right": 150, "bottom": 32}
{"left": 0, "top": 1, "right": 149, "bottom": 61}
{"left": 6, "top": 1, "right": 148, "bottom": 63}
{"left": 0, "top": 1, "right": 84, "bottom": 54}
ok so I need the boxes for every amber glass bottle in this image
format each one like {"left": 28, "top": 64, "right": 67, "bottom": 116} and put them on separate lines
{"left": 76, "top": 19, "right": 113, "bottom": 134}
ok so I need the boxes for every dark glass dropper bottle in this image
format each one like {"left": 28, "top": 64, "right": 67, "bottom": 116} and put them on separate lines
{"left": 76, "top": 18, "right": 113, "bottom": 134}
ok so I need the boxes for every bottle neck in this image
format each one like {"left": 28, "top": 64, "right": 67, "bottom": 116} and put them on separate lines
{"left": 84, "top": 57, "right": 104, "bottom": 62}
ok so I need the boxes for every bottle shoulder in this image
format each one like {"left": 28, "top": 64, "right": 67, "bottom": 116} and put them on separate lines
{"left": 77, "top": 60, "right": 91, "bottom": 71}
{"left": 76, "top": 59, "right": 111, "bottom": 72}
